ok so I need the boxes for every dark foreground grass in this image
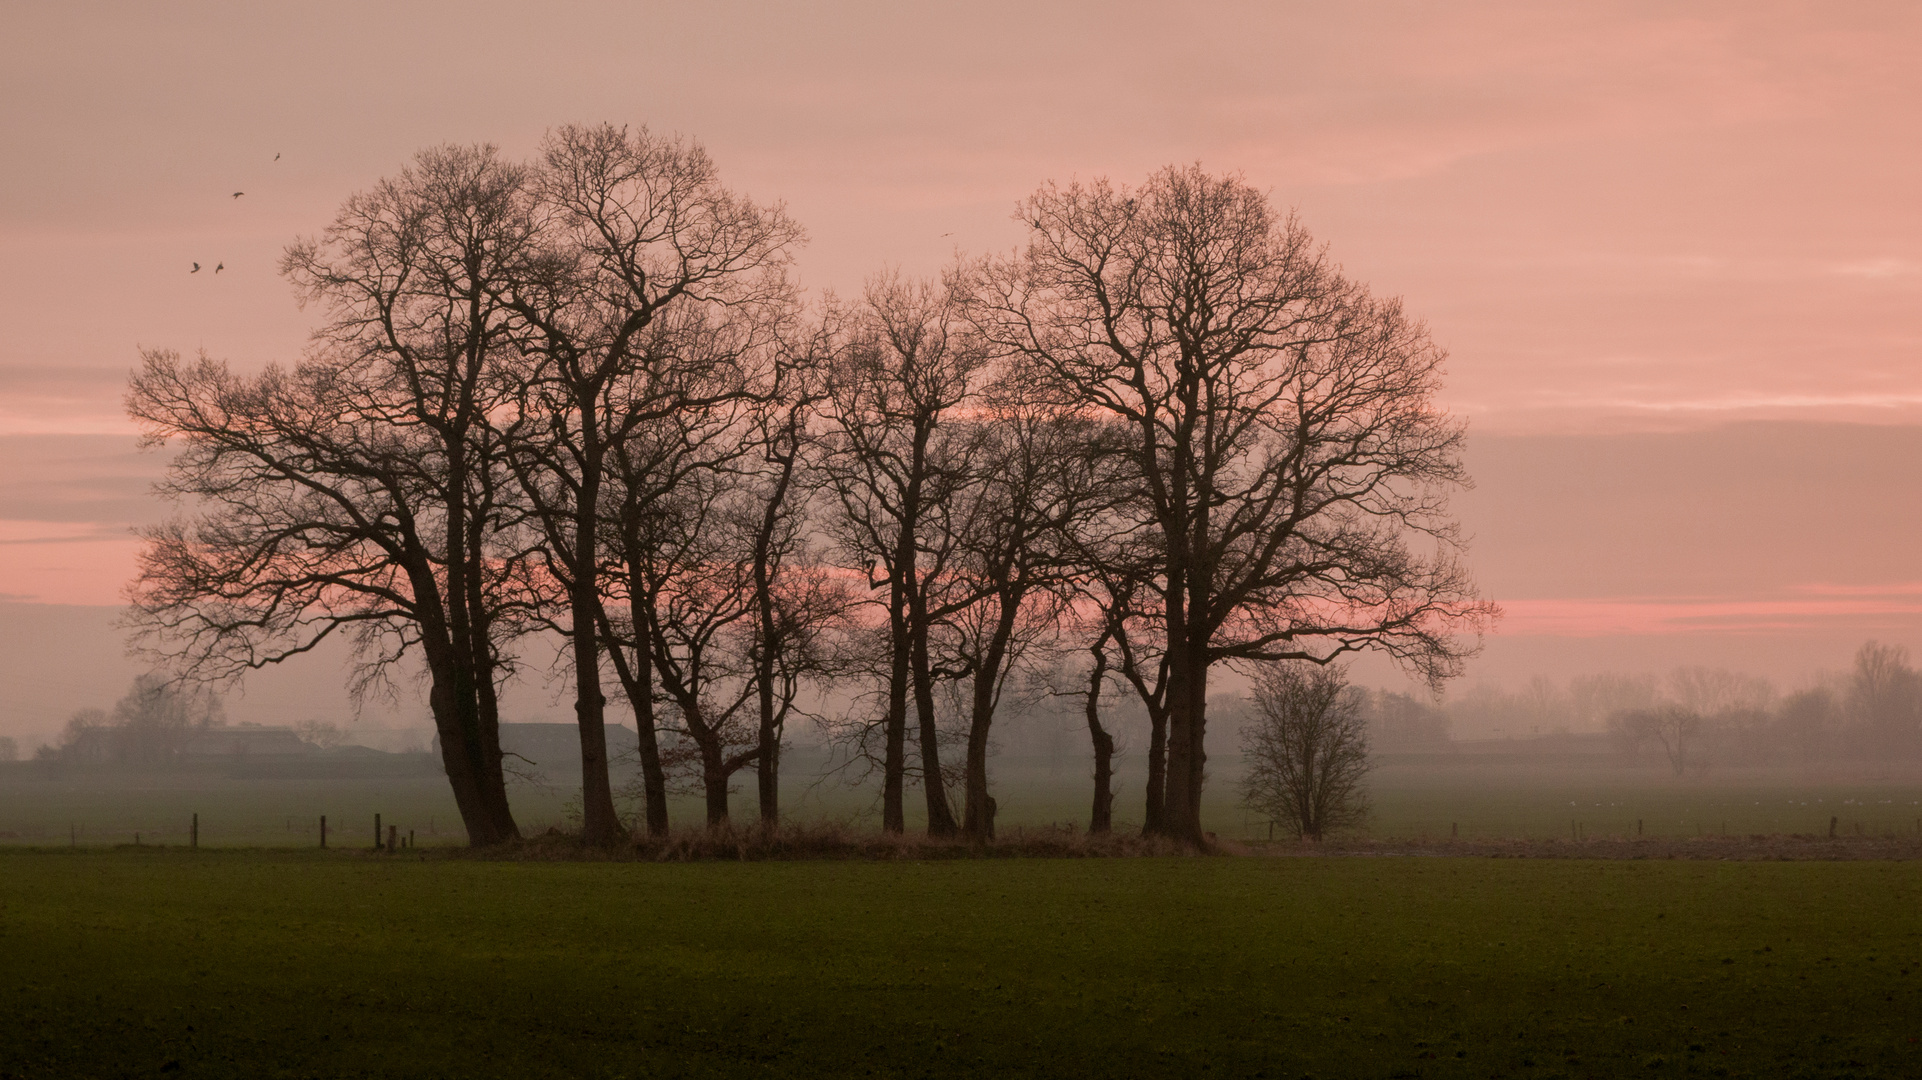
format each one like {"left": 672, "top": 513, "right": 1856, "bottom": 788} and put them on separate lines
{"left": 4, "top": 850, "right": 1921, "bottom": 1079}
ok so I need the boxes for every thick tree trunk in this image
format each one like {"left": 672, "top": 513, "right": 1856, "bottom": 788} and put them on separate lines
{"left": 427, "top": 674, "right": 498, "bottom": 845}
{"left": 752, "top": 423, "right": 797, "bottom": 829}
{"left": 962, "top": 594, "right": 1020, "bottom": 842}
{"left": 910, "top": 612, "right": 960, "bottom": 837}
{"left": 442, "top": 461, "right": 514, "bottom": 843}
{"left": 881, "top": 521, "right": 914, "bottom": 833}
{"left": 1142, "top": 707, "right": 1167, "bottom": 837}
{"left": 570, "top": 588, "right": 622, "bottom": 844}
{"left": 423, "top": 643, "right": 516, "bottom": 845}
{"left": 468, "top": 657, "right": 520, "bottom": 842}
{"left": 460, "top": 579, "right": 518, "bottom": 842}
{"left": 408, "top": 548, "right": 516, "bottom": 846}
{"left": 567, "top": 432, "right": 623, "bottom": 845}
{"left": 751, "top": 528, "right": 780, "bottom": 828}
{"left": 701, "top": 743, "right": 731, "bottom": 827}
{"left": 883, "top": 608, "right": 910, "bottom": 833}
{"left": 1162, "top": 643, "right": 1209, "bottom": 847}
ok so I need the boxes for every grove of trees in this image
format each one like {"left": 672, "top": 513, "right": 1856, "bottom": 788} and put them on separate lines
{"left": 126, "top": 126, "right": 1491, "bottom": 847}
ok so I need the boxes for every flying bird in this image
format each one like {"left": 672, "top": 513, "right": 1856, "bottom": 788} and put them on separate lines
{"left": 232, "top": 191, "right": 244, "bottom": 199}
{"left": 215, "top": 263, "right": 224, "bottom": 273}
{"left": 273, "top": 153, "right": 280, "bottom": 161}
{"left": 191, "top": 262, "right": 201, "bottom": 273}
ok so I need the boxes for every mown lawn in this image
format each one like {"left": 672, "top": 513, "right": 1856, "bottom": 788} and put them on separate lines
{"left": 3, "top": 849, "right": 1920, "bottom": 1078}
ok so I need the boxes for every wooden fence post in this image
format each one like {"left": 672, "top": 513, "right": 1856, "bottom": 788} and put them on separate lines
{"left": 191, "top": 813, "right": 198, "bottom": 850}
{"left": 320, "top": 815, "right": 327, "bottom": 849}
{"left": 375, "top": 813, "right": 382, "bottom": 851}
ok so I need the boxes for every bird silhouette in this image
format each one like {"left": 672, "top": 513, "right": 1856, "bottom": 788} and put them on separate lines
{"left": 273, "top": 153, "right": 280, "bottom": 161}
{"left": 191, "top": 262, "right": 201, "bottom": 273}
{"left": 232, "top": 192, "right": 244, "bottom": 199}
{"left": 215, "top": 263, "right": 224, "bottom": 273}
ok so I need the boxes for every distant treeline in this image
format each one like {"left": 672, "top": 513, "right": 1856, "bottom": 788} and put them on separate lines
{"left": 1409, "top": 640, "right": 1922, "bottom": 770}
{"left": 31, "top": 675, "right": 353, "bottom": 769}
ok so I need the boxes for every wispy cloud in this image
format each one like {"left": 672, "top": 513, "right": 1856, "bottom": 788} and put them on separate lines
{"left": 1830, "top": 258, "right": 1921, "bottom": 279}
{"left": 1500, "top": 585, "right": 1922, "bottom": 637}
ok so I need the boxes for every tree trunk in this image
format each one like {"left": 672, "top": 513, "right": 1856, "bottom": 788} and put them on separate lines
{"left": 882, "top": 606, "right": 911, "bottom": 833}
{"left": 701, "top": 740, "right": 731, "bottom": 827}
{"left": 881, "top": 524, "right": 914, "bottom": 833}
{"left": 441, "top": 459, "right": 516, "bottom": 843}
{"left": 962, "top": 592, "right": 1021, "bottom": 842}
{"left": 1085, "top": 638, "right": 1114, "bottom": 836}
{"left": 567, "top": 426, "right": 623, "bottom": 846}
{"left": 756, "top": 674, "right": 780, "bottom": 828}
{"left": 424, "top": 650, "right": 511, "bottom": 845}
{"left": 911, "top": 607, "right": 960, "bottom": 837}
{"left": 570, "top": 588, "right": 621, "bottom": 844}
{"left": 1142, "top": 706, "right": 1166, "bottom": 837}
{"left": 1162, "top": 642, "right": 1209, "bottom": 847}
{"left": 609, "top": 586, "right": 669, "bottom": 835}
{"left": 469, "top": 654, "right": 520, "bottom": 843}
{"left": 961, "top": 686, "right": 993, "bottom": 841}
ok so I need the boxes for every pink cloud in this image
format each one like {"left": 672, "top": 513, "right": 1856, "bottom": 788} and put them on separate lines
{"left": 1499, "top": 588, "right": 1922, "bottom": 638}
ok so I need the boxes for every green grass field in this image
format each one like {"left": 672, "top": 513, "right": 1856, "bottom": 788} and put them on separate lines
{"left": 5, "top": 849, "right": 1921, "bottom": 1078}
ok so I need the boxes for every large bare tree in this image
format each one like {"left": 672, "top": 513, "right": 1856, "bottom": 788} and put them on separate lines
{"left": 964, "top": 165, "right": 1493, "bottom": 846}
{"left": 497, "top": 124, "right": 801, "bottom": 845}
{"left": 126, "top": 145, "right": 539, "bottom": 845}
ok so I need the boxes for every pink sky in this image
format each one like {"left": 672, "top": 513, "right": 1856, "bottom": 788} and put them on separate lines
{"left": 1, "top": 1, "right": 1918, "bottom": 734}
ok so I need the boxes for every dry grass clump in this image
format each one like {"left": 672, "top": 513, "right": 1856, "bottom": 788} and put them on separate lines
{"left": 459, "top": 821, "right": 1197, "bottom": 861}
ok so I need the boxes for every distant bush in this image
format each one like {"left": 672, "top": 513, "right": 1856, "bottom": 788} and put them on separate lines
{"left": 1238, "top": 663, "right": 1371, "bottom": 841}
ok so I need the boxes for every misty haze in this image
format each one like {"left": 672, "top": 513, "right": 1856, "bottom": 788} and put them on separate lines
{"left": 3, "top": 4, "right": 1920, "bottom": 1078}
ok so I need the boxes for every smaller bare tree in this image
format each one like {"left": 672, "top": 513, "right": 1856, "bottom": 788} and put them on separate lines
{"left": 1239, "top": 663, "right": 1371, "bottom": 841}
{"left": 1616, "top": 705, "right": 1704, "bottom": 776}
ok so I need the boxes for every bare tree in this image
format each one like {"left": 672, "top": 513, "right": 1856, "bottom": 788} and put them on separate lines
{"left": 126, "top": 144, "right": 538, "bottom": 845}
{"left": 498, "top": 124, "right": 801, "bottom": 845}
{"left": 593, "top": 319, "right": 842, "bottom": 831}
{"left": 819, "top": 276, "right": 988, "bottom": 836}
{"left": 964, "top": 165, "right": 1493, "bottom": 845}
{"left": 1848, "top": 641, "right": 1922, "bottom": 752}
{"left": 110, "top": 674, "right": 224, "bottom": 764}
{"left": 1616, "top": 705, "right": 1704, "bottom": 776}
{"left": 1239, "top": 663, "right": 1371, "bottom": 841}
{"left": 740, "top": 380, "right": 851, "bottom": 825}
{"left": 949, "top": 388, "right": 1112, "bottom": 840}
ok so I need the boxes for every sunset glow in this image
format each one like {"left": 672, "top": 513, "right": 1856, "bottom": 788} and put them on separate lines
{"left": 1, "top": 2, "right": 1917, "bottom": 738}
